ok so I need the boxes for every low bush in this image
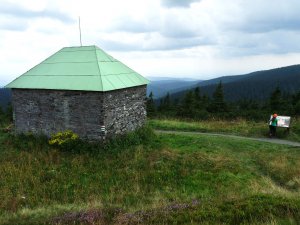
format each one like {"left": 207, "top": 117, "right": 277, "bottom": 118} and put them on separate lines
{"left": 49, "top": 130, "right": 80, "bottom": 152}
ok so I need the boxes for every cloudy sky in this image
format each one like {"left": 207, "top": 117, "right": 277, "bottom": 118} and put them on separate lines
{"left": 1, "top": 0, "right": 300, "bottom": 85}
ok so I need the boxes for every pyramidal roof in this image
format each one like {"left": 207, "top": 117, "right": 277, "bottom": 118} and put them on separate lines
{"left": 5, "top": 45, "right": 149, "bottom": 92}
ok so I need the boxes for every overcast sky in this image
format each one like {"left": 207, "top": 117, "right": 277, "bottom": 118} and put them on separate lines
{"left": 1, "top": 0, "right": 300, "bottom": 85}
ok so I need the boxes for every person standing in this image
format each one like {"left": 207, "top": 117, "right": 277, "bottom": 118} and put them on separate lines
{"left": 269, "top": 113, "right": 278, "bottom": 137}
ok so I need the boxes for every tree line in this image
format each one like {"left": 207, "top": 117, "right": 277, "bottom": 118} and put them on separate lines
{"left": 146, "top": 82, "right": 300, "bottom": 120}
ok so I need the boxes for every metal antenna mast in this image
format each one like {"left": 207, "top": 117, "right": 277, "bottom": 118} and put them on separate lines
{"left": 79, "top": 16, "right": 82, "bottom": 46}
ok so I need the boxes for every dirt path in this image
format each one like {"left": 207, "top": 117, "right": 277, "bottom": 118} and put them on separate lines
{"left": 155, "top": 130, "right": 300, "bottom": 147}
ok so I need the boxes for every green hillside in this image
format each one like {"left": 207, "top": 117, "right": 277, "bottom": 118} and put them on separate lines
{"left": 171, "top": 64, "right": 300, "bottom": 101}
{"left": 147, "top": 79, "right": 200, "bottom": 99}
{"left": 1, "top": 118, "right": 300, "bottom": 224}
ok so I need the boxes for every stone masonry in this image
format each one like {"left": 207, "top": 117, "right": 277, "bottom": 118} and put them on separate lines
{"left": 11, "top": 85, "right": 147, "bottom": 140}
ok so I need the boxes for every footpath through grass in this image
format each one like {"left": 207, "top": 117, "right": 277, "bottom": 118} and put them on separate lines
{"left": 148, "top": 118, "right": 300, "bottom": 142}
{"left": 1, "top": 123, "right": 300, "bottom": 224}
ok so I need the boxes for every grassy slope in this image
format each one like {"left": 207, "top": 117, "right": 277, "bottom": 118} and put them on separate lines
{"left": 148, "top": 118, "right": 300, "bottom": 142}
{"left": 1, "top": 123, "right": 300, "bottom": 224}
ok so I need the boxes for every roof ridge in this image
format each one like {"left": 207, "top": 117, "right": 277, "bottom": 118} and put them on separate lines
{"left": 94, "top": 46, "right": 119, "bottom": 91}
{"left": 93, "top": 46, "right": 104, "bottom": 91}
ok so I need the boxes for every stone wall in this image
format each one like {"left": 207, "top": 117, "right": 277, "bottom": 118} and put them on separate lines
{"left": 11, "top": 85, "right": 147, "bottom": 140}
{"left": 103, "top": 85, "right": 147, "bottom": 138}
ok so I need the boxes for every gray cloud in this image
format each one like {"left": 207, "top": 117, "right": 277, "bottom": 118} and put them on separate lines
{"left": 228, "top": 14, "right": 300, "bottom": 34}
{"left": 111, "top": 16, "right": 201, "bottom": 38}
{"left": 205, "top": 0, "right": 300, "bottom": 58}
{"left": 96, "top": 40, "right": 140, "bottom": 52}
{"left": 0, "top": 17, "right": 28, "bottom": 31}
{"left": 0, "top": 2, "right": 74, "bottom": 23}
{"left": 110, "top": 17, "right": 159, "bottom": 33}
{"left": 160, "top": 14, "right": 202, "bottom": 38}
{"left": 97, "top": 35, "right": 214, "bottom": 52}
{"left": 161, "top": 27, "right": 198, "bottom": 38}
{"left": 218, "top": 29, "right": 300, "bottom": 58}
{"left": 148, "top": 37, "right": 214, "bottom": 51}
{"left": 100, "top": 0, "right": 300, "bottom": 57}
{"left": 0, "top": 22, "right": 28, "bottom": 31}
{"left": 161, "top": 0, "right": 201, "bottom": 8}
{"left": 220, "top": 0, "right": 300, "bottom": 34}
{"left": 106, "top": 8, "right": 215, "bottom": 51}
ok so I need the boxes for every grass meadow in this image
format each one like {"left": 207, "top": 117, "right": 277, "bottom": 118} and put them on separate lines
{"left": 148, "top": 118, "right": 300, "bottom": 142}
{"left": 0, "top": 118, "right": 300, "bottom": 224}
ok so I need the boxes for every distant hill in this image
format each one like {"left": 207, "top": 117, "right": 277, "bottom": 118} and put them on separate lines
{"left": 170, "top": 64, "right": 300, "bottom": 101}
{"left": 146, "top": 76, "right": 198, "bottom": 81}
{"left": 0, "top": 88, "right": 11, "bottom": 110}
{"left": 147, "top": 79, "right": 202, "bottom": 99}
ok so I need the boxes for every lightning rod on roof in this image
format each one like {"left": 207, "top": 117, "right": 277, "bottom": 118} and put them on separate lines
{"left": 79, "top": 16, "right": 82, "bottom": 46}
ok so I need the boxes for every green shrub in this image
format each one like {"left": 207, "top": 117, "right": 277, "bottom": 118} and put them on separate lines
{"left": 48, "top": 130, "right": 79, "bottom": 151}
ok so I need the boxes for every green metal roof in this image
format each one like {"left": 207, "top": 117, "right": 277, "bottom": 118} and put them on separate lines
{"left": 5, "top": 45, "right": 149, "bottom": 92}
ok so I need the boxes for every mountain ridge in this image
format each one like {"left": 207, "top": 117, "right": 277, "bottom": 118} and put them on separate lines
{"left": 169, "top": 64, "right": 300, "bottom": 101}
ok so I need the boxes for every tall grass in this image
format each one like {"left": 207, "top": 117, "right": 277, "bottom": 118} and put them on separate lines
{"left": 0, "top": 122, "right": 300, "bottom": 224}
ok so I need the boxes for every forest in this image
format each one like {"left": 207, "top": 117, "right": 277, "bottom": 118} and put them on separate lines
{"left": 147, "top": 82, "right": 300, "bottom": 121}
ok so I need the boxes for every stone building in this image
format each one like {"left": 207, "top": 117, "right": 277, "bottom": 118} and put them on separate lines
{"left": 5, "top": 45, "right": 149, "bottom": 140}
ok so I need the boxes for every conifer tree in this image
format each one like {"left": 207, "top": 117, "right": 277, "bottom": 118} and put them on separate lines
{"left": 202, "top": 94, "right": 210, "bottom": 111}
{"left": 269, "top": 86, "right": 283, "bottom": 112}
{"left": 194, "top": 87, "right": 202, "bottom": 111}
{"left": 146, "top": 91, "right": 156, "bottom": 117}
{"left": 164, "top": 92, "right": 171, "bottom": 111}
{"left": 179, "top": 90, "right": 195, "bottom": 118}
{"left": 158, "top": 92, "right": 172, "bottom": 112}
{"left": 209, "top": 81, "right": 227, "bottom": 113}
{"left": 295, "top": 101, "right": 300, "bottom": 115}
{"left": 292, "top": 91, "right": 300, "bottom": 115}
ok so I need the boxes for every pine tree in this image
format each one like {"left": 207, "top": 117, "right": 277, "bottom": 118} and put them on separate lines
{"left": 269, "top": 86, "right": 283, "bottom": 112}
{"left": 194, "top": 87, "right": 201, "bottom": 100}
{"left": 295, "top": 101, "right": 300, "bottom": 115}
{"left": 194, "top": 87, "right": 202, "bottom": 111}
{"left": 164, "top": 92, "right": 171, "bottom": 111}
{"left": 146, "top": 91, "right": 156, "bottom": 117}
{"left": 178, "top": 90, "right": 196, "bottom": 118}
{"left": 158, "top": 92, "right": 172, "bottom": 113}
{"left": 202, "top": 94, "right": 210, "bottom": 111}
{"left": 0, "top": 106, "right": 3, "bottom": 117}
{"left": 209, "top": 81, "right": 227, "bottom": 113}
